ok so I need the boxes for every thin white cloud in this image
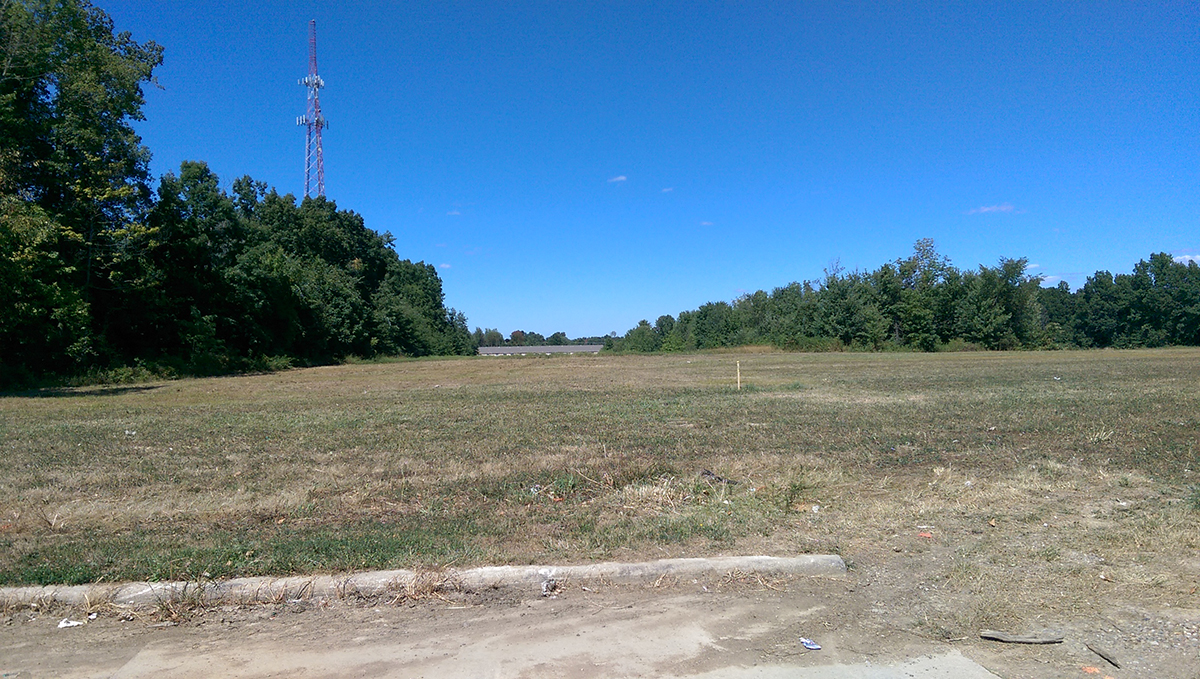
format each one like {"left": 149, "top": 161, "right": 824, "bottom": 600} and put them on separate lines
{"left": 967, "top": 203, "right": 1015, "bottom": 215}
{"left": 1027, "top": 263, "right": 1040, "bottom": 269}
{"left": 700, "top": 221, "right": 713, "bottom": 226}
{"left": 661, "top": 187, "right": 673, "bottom": 192}
{"left": 446, "top": 210, "right": 461, "bottom": 216}
{"left": 1175, "top": 255, "right": 1200, "bottom": 264}
{"left": 439, "top": 263, "right": 451, "bottom": 269}
{"left": 608, "top": 175, "right": 627, "bottom": 183}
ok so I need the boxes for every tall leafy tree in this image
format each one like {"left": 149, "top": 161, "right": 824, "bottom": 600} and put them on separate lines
{"left": 1, "top": 0, "right": 161, "bottom": 381}
{"left": 1038, "top": 280, "right": 1076, "bottom": 345}
{"left": 621, "top": 320, "right": 661, "bottom": 352}
{"left": 0, "top": 195, "right": 90, "bottom": 383}
{"left": 1, "top": 0, "right": 162, "bottom": 292}
{"left": 1, "top": 2, "right": 475, "bottom": 385}
{"left": 765, "top": 281, "right": 820, "bottom": 349}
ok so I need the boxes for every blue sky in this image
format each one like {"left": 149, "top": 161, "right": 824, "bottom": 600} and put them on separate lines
{"left": 103, "top": 1, "right": 1199, "bottom": 338}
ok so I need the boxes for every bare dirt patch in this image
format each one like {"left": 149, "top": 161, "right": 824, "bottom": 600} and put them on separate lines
{"left": 3, "top": 571, "right": 1197, "bottom": 677}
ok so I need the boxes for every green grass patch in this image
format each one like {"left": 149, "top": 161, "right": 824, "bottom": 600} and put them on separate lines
{"left": 2, "top": 348, "right": 1198, "bottom": 586}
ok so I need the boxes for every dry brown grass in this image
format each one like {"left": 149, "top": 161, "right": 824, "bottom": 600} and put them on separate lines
{"left": 1, "top": 347, "right": 1198, "bottom": 637}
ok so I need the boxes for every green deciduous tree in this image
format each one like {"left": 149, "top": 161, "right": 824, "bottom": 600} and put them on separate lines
{"left": 1, "top": 0, "right": 162, "bottom": 299}
{"left": 1, "top": 2, "right": 473, "bottom": 383}
{"left": 0, "top": 195, "right": 91, "bottom": 384}
{"left": 621, "top": 320, "right": 661, "bottom": 352}
{"left": 475, "top": 327, "right": 505, "bottom": 347}
{"left": 605, "top": 240, "right": 1200, "bottom": 355}
{"left": 1, "top": 0, "right": 161, "bottom": 381}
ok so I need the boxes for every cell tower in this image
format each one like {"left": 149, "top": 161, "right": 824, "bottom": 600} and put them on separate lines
{"left": 297, "top": 19, "right": 327, "bottom": 198}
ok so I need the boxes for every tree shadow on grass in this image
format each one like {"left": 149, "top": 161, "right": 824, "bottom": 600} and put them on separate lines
{"left": 5, "top": 384, "right": 164, "bottom": 399}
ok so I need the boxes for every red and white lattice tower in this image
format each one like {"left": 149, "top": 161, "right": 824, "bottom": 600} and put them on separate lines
{"left": 297, "top": 19, "right": 327, "bottom": 197}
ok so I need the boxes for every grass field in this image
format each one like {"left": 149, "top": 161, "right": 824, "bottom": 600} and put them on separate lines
{"left": 2, "top": 348, "right": 1198, "bottom": 632}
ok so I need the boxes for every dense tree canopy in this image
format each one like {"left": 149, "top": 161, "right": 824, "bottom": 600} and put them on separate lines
{"left": 606, "top": 240, "right": 1200, "bottom": 354}
{"left": 4, "top": 1, "right": 1198, "bottom": 386}
{"left": 1, "top": 1, "right": 472, "bottom": 386}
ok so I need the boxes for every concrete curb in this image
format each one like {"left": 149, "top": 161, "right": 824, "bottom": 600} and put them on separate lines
{"left": 0, "top": 555, "right": 844, "bottom": 608}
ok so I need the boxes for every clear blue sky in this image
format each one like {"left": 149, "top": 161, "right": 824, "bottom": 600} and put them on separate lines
{"left": 102, "top": 1, "right": 1199, "bottom": 338}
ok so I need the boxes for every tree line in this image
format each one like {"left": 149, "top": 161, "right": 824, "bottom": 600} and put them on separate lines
{"left": 606, "top": 239, "right": 1200, "bottom": 353}
{"left": 472, "top": 328, "right": 609, "bottom": 347}
{"left": 6, "top": 2, "right": 1196, "bottom": 388}
{"left": 1, "top": 1, "right": 472, "bottom": 387}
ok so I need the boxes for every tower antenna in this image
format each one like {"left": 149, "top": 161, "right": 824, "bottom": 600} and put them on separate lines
{"left": 297, "top": 19, "right": 326, "bottom": 197}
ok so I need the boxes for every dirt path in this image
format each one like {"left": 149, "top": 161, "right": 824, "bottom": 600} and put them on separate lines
{"left": 2, "top": 579, "right": 961, "bottom": 678}
{"left": 5, "top": 565, "right": 1196, "bottom": 678}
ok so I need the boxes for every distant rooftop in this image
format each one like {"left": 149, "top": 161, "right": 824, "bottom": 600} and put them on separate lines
{"left": 478, "top": 345, "right": 604, "bottom": 355}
